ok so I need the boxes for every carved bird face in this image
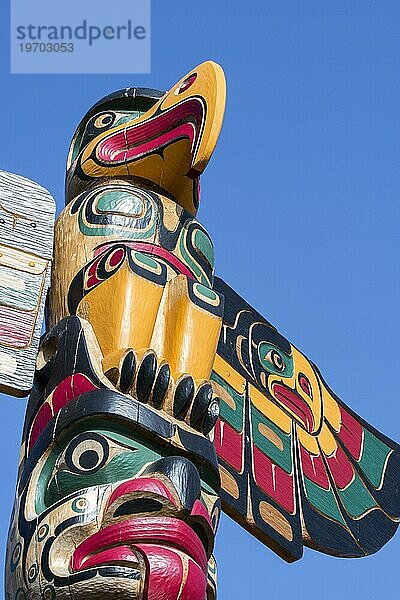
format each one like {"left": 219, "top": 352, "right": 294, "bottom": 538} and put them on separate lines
{"left": 65, "top": 61, "right": 226, "bottom": 216}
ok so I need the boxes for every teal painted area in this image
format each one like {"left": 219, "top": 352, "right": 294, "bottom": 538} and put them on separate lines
{"left": 251, "top": 405, "right": 292, "bottom": 473}
{"left": 78, "top": 194, "right": 156, "bottom": 239}
{"left": 201, "top": 480, "right": 216, "bottom": 495}
{"left": 338, "top": 474, "right": 378, "bottom": 518}
{"left": 134, "top": 251, "right": 160, "bottom": 270}
{"left": 304, "top": 477, "right": 346, "bottom": 526}
{"left": 358, "top": 428, "right": 391, "bottom": 488}
{"left": 193, "top": 282, "right": 218, "bottom": 301}
{"left": 211, "top": 371, "right": 244, "bottom": 432}
{"left": 97, "top": 190, "right": 145, "bottom": 215}
{"left": 258, "top": 342, "right": 294, "bottom": 378}
{"left": 179, "top": 229, "right": 210, "bottom": 286}
{"left": 0, "top": 267, "right": 42, "bottom": 312}
{"left": 113, "top": 111, "right": 143, "bottom": 128}
{"left": 45, "top": 448, "right": 159, "bottom": 505}
{"left": 39, "top": 428, "right": 161, "bottom": 510}
{"left": 193, "top": 229, "right": 215, "bottom": 270}
{"left": 35, "top": 451, "right": 58, "bottom": 514}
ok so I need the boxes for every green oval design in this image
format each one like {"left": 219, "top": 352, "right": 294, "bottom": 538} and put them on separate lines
{"left": 14, "top": 588, "right": 27, "bottom": 600}
{"left": 194, "top": 283, "right": 218, "bottom": 302}
{"left": 134, "top": 252, "right": 160, "bottom": 270}
{"left": 97, "top": 190, "right": 144, "bottom": 216}
{"left": 193, "top": 229, "right": 215, "bottom": 269}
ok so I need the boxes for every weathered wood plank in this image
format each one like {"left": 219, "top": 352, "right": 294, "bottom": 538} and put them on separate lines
{"left": 0, "top": 170, "right": 55, "bottom": 396}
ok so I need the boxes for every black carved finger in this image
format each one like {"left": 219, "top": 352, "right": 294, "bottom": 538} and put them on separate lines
{"left": 136, "top": 351, "right": 157, "bottom": 402}
{"left": 173, "top": 375, "right": 195, "bottom": 419}
{"left": 190, "top": 383, "right": 213, "bottom": 430}
{"left": 151, "top": 362, "right": 170, "bottom": 408}
{"left": 203, "top": 397, "right": 220, "bottom": 435}
{"left": 119, "top": 350, "right": 136, "bottom": 393}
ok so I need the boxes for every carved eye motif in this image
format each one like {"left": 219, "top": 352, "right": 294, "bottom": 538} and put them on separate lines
{"left": 64, "top": 433, "right": 109, "bottom": 475}
{"left": 93, "top": 112, "right": 115, "bottom": 129}
{"left": 175, "top": 73, "right": 197, "bottom": 95}
{"left": 265, "top": 349, "right": 286, "bottom": 373}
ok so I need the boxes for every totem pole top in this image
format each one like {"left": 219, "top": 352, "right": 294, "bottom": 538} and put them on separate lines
{"left": 1, "top": 59, "right": 399, "bottom": 600}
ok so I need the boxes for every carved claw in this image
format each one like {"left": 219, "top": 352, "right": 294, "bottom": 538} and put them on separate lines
{"left": 102, "top": 347, "right": 220, "bottom": 436}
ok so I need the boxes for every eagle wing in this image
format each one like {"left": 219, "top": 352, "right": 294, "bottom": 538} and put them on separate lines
{"left": 212, "top": 277, "right": 400, "bottom": 562}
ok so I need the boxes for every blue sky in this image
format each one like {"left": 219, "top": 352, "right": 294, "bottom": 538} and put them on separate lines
{"left": 1, "top": 1, "right": 400, "bottom": 598}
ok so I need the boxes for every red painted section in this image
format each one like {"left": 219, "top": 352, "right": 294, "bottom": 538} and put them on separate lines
{"left": 253, "top": 446, "right": 295, "bottom": 513}
{"left": 106, "top": 477, "right": 177, "bottom": 510}
{"left": 79, "top": 545, "right": 139, "bottom": 570}
{"left": 86, "top": 256, "right": 103, "bottom": 289}
{"left": 29, "top": 402, "right": 52, "bottom": 449}
{"left": 177, "top": 73, "right": 197, "bottom": 94}
{"left": 136, "top": 544, "right": 184, "bottom": 600}
{"left": 0, "top": 306, "right": 35, "bottom": 348}
{"left": 96, "top": 98, "right": 204, "bottom": 166}
{"left": 337, "top": 406, "right": 363, "bottom": 461}
{"left": 299, "top": 445, "right": 330, "bottom": 490}
{"left": 77, "top": 542, "right": 208, "bottom": 600}
{"left": 106, "top": 123, "right": 196, "bottom": 163}
{"left": 86, "top": 248, "right": 126, "bottom": 289}
{"left": 271, "top": 382, "right": 314, "bottom": 433}
{"left": 214, "top": 419, "right": 244, "bottom": 472}
{"left": 108, "top": 248, "right": 125, "bottom": 267}
{"left": 28, "top": 374, "right": 98, "bottom": 451}
{"left": 180, "top": 556, "right": 207, "bottom": 600}
{"left": 326, "top": 445, "right": 355, "bottom": 489}
{"left": 136, "top": 543, "right": 207, "bottom": 600}
{"left": 190, "top": 499, "right": 213, "bottom": 530}
{"left": 71, "top": 517, "right": 208, "bottom": 574}
{"left": 52, "top": 374, "right": 98, "bottom": 413}
{"left": 93, "top": 242, "right": 196, "bottom": 280}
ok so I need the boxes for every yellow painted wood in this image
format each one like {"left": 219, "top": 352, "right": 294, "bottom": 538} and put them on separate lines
{"left": 250, "top": 384, "right": 292, "bottom": 435}
{"left": 151, "top": 275, "right": 222, "bottom": 381}
{"left": 76, "top": 264, "right": 164, "bottom": 359}
{"left": 212, "top": 354, "right": 246, "bottom": 394}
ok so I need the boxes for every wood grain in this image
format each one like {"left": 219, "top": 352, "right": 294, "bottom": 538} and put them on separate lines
{"left": 0, "top": 171, "right": 55, "bottom": 396}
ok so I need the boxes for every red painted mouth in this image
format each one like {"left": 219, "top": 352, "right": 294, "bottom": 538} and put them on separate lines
{"left": 93, "top": 241, "right": 197, "bottom": 280}
{"left": 272, "top": 382, "right": 315, "bottom": 433}
{"left": 75, "top": 544, "right": 141, "bottom": 570}
{"left": 95, "top": 98, "right": 205, "bottom": 167}
{"left": 71, "top": 517, "right": 208, "bottom": 574}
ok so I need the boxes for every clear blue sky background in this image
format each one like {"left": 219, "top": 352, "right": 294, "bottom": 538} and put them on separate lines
{"left": 1, "top": 2, "right": 400, "bottom": 598}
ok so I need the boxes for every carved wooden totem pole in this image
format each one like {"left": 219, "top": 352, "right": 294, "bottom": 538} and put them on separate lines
{"left": 2, "top": 61, "right": 400, "bottom": 600}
